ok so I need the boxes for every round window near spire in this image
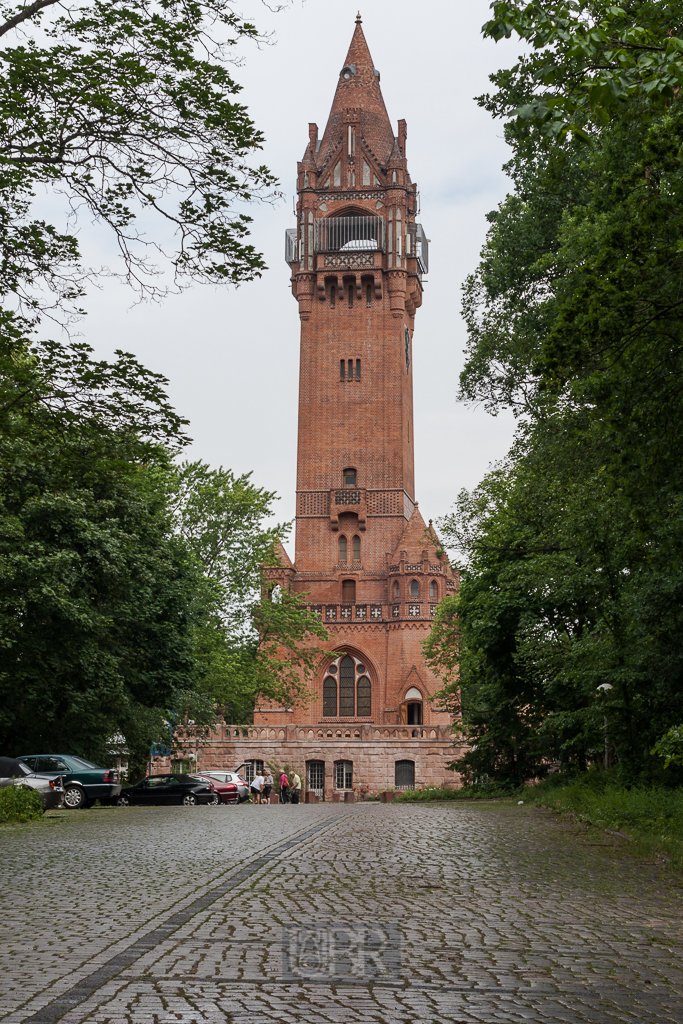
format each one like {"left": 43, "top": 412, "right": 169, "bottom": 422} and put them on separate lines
{"left": 341, "top": 65, "right": 356, "bottom": 81}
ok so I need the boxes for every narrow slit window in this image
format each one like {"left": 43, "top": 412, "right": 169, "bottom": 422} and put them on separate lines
{"left": 331, "top": 284, "right": 336, "bottom": 308}
{"left": 339, "top": 536, "right": 347, "bottom": 562}
{"left": 355, "top": 359, "right": 361, "bottom": 381}
{"left": 348, "top": 359, "right": 354, "bottom": 379}
{"left": 348, "top": 286, "right": 353, "bottom": 308}
{"left": 333, "top": 161, "right": 341, "bottom": 186}
{"left": 352, "top": 536, "right": 361, "bottom": 560}
{"left": 340, "top": 359, "right": 345, "bottom": 381}
{"left": 393, "top": 581, "right": 400, "bottom": 599}
{"left": 430, "top": 580, "right": 437, "bottom": 600}
{"left": 323, "top": 677, "right": 337, "bottom": 717}
{"left": 366, "top": 284, "right": 372, "bottom": 307}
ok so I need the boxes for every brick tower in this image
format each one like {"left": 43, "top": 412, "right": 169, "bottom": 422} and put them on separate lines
{"left": 245, "top": 15, "right": 460, "bottom": 797}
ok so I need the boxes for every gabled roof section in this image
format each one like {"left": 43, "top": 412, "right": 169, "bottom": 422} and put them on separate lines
{"left": 317, "top": 15, "right": 395, "bottom": 171}
{"left": 391, "top": 505, "right": 430, "bottom": 563}
{"left": 272, "top": 538, "right": 294, "bottom": 570}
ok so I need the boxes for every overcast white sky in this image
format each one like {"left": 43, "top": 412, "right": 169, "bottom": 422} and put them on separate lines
{"left": 79, "top": 0, "right": 521, "bottom": 539}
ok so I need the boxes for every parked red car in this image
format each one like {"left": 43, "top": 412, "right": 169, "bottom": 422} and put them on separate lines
{"left": 189, "top": 773, "right": 240, "bottom": 805}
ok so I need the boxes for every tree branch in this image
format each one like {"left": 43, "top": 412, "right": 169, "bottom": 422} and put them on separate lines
{"left": 0, "top": 0, "right": 63, "bottom": 39}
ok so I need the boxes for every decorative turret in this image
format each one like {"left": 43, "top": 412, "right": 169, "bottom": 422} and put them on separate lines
{"left": 285, "top": 13, "right": 428, "bottom": 324}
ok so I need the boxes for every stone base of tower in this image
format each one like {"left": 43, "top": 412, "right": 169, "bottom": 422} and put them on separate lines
{"left": 150, "top": 723, "right": 463, "bottom": 796}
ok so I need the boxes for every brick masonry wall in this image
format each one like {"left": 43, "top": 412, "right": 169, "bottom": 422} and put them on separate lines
{"left": 156, "top": 724, "right": 463, "bottom": 795}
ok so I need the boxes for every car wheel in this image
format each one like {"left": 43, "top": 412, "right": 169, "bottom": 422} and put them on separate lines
{"left": 182, "top": 793, "right": 197, "bottom": 806}
{"left": 116, "top": 795, "right": 130, "bottom": 806}
{"left": 207, "top": 793, "right": 220, "bottom": 806}
{"left": 63, "top": 786, "right": 87, "bottom": 810}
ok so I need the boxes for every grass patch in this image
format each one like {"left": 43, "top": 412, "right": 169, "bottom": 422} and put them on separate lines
{"left": 0, "top": 785, "right": 43, "bottom": 823}
{"left": 524, "top": 776, "right": 683, "bottom": 870}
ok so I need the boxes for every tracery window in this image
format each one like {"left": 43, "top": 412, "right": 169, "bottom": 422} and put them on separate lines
{"left": 323, "top": 655, "right": 372, "bottom": 718}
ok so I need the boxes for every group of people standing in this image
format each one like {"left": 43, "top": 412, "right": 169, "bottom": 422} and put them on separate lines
{"left": 249, "top": 769, "right": 302, "bottom": 804}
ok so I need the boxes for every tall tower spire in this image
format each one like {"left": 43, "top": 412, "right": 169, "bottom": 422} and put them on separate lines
{"left": 266, "top": 17, "right": 455, "bottom": 757}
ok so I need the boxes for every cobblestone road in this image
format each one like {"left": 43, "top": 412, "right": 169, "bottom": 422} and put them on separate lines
{"left": 1, "top": 802, "right": 682, "bottom": 1023}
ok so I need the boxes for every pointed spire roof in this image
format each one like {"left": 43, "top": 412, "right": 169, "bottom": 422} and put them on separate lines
{"left": 317, "top": 14, "right": 395, "bottom": 171}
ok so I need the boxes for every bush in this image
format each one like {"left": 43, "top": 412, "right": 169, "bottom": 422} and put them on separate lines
{"left": 395, "top": 783, "right": 519, "bottom": 802}
{"left": 0, "top": 785, "right": 44, "bottom": 823}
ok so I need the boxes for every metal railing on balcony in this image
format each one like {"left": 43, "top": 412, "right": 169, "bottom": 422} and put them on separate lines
{"left": 285, "top": 227, "right": 298, "bottom": 265}
{"left": 407, "top": 223, "right": 429, "bottom": 274}
{"left": 314, "top": 215, "right": 386, "bottom": 254}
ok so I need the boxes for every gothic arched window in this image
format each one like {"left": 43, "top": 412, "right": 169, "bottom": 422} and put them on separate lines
{"left": 429, "top": 580, "right": 437, "bottom": 600}
{"left": 410, "top": 579, "right": 419, "bottom": 598}
{"left": 357, "top": 676, "right": 371, "bottom": 717}
{"left": 339, "top": 536, "right": 347, "bottom": 562}
{"left": 393, "top": 581, "right": 400, "bottom": 599}
{"left": 323, "top": 676, "right": 337, "bottom": 717}
{"left": 352, "top": 536, "right": 361, "bottom": 560}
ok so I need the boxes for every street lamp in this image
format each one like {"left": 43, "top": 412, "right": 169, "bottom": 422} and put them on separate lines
{"left": 596, "top": 684, "right": 613, "bottom": 768}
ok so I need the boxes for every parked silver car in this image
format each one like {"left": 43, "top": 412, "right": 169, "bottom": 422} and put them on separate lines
{"left": 199, "top": 770, "right": 249, "bottom": 802}
{"left": 0, "top": 756, "right": 64, "bottom": 810}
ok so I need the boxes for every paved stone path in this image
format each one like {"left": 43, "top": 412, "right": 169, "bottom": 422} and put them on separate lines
{"left": 1, "top": 802, "right": 682, "bottom": 1023}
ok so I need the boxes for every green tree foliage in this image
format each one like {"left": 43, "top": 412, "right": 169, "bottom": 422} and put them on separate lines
{"left": 0, "top": 334, "right": 199, "bottom": 762}
{"left": 428, "top": 1, "right": 683, "bottom": 784}
{"left": 170, "top": 461, "right": 329, "bottom": 722}
{"left": 0, "top": 0, "right": 276, "bottom": 334}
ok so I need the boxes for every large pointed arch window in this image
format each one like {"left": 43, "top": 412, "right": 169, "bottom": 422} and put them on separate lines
{"left": 322, "top": 655, "right": 372, "bottom": 718}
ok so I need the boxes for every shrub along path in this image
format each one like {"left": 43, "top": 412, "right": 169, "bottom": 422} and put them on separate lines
{"left": 1, "top": 802, "right": 682, "bottom": 1023}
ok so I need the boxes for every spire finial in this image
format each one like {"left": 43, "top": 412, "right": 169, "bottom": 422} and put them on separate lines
{"left": 356, "top": 11, "right": 362, "bottom": 23}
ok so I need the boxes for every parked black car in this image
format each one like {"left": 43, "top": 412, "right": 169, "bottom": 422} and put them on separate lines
{"left": 17, "top": 755, "right": 121, "bottom": 809}
{"left": 0, "top": 757, "right": 64, "bottom": 810}
{"left": 117, "top": 774, "right": 217, "bottom": 806}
